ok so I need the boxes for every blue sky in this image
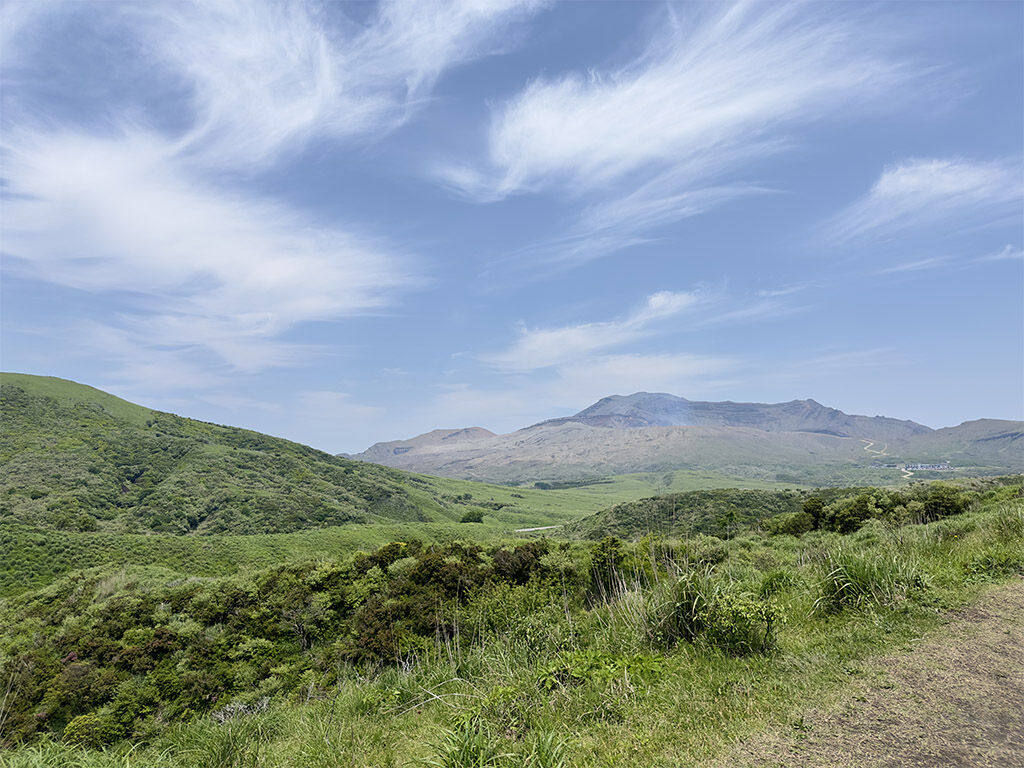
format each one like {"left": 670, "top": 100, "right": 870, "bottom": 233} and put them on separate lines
{"left": 2, "top": 0, "right": 1022, "bottom": 453}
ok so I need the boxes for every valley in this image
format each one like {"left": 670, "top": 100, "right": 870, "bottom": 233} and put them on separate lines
{"left": 1, "top": 373, "right": 1022, "bottom": 768}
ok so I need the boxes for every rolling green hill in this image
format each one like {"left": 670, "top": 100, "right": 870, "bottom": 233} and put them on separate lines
{"left": 0, "top": 373, "right": 603, "bottom": 537}
{"left": 1, "top": 374, "right": 462, "bottom": 535}
{"left": 566, "top": 475, "right": 1022, "bottom": 541}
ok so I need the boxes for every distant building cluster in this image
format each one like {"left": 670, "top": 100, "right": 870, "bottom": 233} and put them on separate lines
{"left": 903, "top": 462, "right": 954, "bottom": 471}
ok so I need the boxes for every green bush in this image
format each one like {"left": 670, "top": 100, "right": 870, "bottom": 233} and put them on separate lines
{"left": 62, "top": 711, "right": 125, "bottom": 748}
{"left": 701, "top": 591, "right": 779, "bottom": 655}
{"left": 459, "top": 510, "right": 484, "bottom": 524}
{"left": 648, "top": 568, "right": 777, "bottom": 655}
{"left": 763, "top": 511, "right": 815, "bottom": 537}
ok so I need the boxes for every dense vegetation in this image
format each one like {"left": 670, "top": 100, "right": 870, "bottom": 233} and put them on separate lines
{"left": 2, "top": 478, "right": 1021, "bottom": 767}
{"left": 567, "top": 480, "right": 999, "bottom": 541}
{"left": 0, "top": 375, "right": 476, "bottom": 535}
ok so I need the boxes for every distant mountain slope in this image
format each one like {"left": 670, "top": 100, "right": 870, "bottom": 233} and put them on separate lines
{"left": 354, "top": 393, "right": 1023, "bottom": 485}
{"left": 357, "top": 427, "right": 497, "bottom": 463}
{"left": 0, "top": 374, "right": 479, "bottom": 535}
{"left": 536, "top": 392, "right": 932, "bottom": 441}
{"left": 898, "top": 419, "right": 1024, "bottom": 465}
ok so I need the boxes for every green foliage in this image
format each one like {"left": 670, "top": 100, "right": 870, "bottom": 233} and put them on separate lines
{"left": 459, "top": 510, "right": 484, "bottom": 524}
{"left": 0, "top": 378, "right": 519, "bottom": 537}
{"left": 569, "top": 488, "right": 827, "bottom": 540}
{"left": 815, "top": 549, "right": 927, "bottom": 613}
{"left": 422, "top": 720, "right": 509, "bottom": 767}
{"left": 760, "top": 483, "right": 979, "bottom": 537}
{"left": 763, "top": 511, "right": 816, "bottom": 537}
{"left": 535, "top": 650, "right": 663, "bottom": 691}
{"left": 61, "top": 712, "right": 125, "bottom": 749}
{"left": 1, "top": 475, "right": 1021, "bottom": 765}
{"left": 647, "top": 568, "right": 778, "bottom": 654}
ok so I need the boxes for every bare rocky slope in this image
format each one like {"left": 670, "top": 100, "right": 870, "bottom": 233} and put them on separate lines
{"left": 354, "top": 394, "right": 1023, "bottom": 485}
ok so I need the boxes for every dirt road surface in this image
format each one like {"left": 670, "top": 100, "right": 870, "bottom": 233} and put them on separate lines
{"left": 712, "top": 578, "right": 1024, "bottom": 768}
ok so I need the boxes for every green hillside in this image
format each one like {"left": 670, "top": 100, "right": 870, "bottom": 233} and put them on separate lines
{"left": 567, "top": 476, "right": 1024, "bottom": 540}
{"left": 0, "top": 374, "right": 600, "bottom": 537}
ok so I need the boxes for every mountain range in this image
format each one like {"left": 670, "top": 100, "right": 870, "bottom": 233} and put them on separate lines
{"left": 355, "top": 392, "right": 1023, "bottom": 485}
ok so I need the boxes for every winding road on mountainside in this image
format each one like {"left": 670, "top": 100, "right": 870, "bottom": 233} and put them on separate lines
{"left": 861, "top": 439, "right": 889, "bottom": 456}
{"left": 862, "top": 438, "right": 915, "bottom": 478}
{"left": 710, "top": 577, "right": 1024, "bottom": 768}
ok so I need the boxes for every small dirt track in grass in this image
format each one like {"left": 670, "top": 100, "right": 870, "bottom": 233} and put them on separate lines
{"left": 713, "top": 577, "right": 1024, "bottom": 768}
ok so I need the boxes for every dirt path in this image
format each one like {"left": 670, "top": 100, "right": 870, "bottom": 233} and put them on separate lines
{"left": 861, "top": 439, "right": 888, "bottom": 456}
{"left": 712, "top": 578, "right": 1024, "bottom": 768}
{"left": 513, "top": 524, "right": 561, "bottom": 533}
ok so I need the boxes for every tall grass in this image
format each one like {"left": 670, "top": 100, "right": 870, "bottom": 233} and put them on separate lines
{"left": 814, "top": 548, "right": 927, "bottom": 613}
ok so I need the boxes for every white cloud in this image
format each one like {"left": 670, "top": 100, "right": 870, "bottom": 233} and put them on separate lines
{"left": 825, "top": 157, "right": 1023, "bottom": 244}
{"left": 139, "top": 0, "right": 549, "bottom": 169}
{"left": 485, "top": 290, "right": 706, "bottom": 371}
{"left": 876, "top": 256, "right": 951, "bottom": 275}
{"left": 441, "top": 1, "right": 914, "bottom": 266}
{"left": 978, "top": 244, "right": 1024, "bottom": 262}
{"left": 0, "top": 0, "right": 548, "bottom": 389}
{"left": 1, "top": 130, "right": 413, "bottom": 379}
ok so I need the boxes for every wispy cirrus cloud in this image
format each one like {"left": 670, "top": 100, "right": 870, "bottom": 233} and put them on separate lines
{"left": 0, "top": 0, "right": 547, "bottom": 388}
{"left": 484, "top": 286, "right": 801, "bottom": 373}
{"left": 979, "top": 244, "right": 1024, "bottom": 262}
{"left": 440, "top": 1, "right": 918, "bottom": 268}
{"left": 140, "top": 0, "right": 549, "bottom": 169}
{"left": 824, "top": 157, "right": 1023, "bottom": 245}
{"left": 1, "top": 130, "right": 414, "bottom": 380}
{"left": 876, "top": 256, "right": 951, "bottom": 275}
{"left": 484, "top": 290, "right": 707, "bottom": 371}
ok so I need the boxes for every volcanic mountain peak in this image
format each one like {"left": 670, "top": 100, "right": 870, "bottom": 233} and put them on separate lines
{"left": 531, "top": 392, "right": 931, "bottom": 440}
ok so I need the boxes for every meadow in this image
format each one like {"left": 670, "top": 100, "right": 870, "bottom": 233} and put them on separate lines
{"left": 2, "top": 477, "right": 1021, "bottom": 767}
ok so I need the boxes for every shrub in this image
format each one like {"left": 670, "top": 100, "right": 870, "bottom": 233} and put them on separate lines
{"left": 701, "top": 591, "right": 779, "bottom": 655}
{"left": 62, "top": 711, "right": 125, "bottom": 748}
{"left": 459, "top": 510, "right": 484, "bottom": 524}
{"left": 763, "top": 511, "right": 815, "bottom": 537}
{"left": 922, "top": 484, "right": 972, "bottom": 520}
{"left": 648, "top": 568, "right": 777, "bottom": 655}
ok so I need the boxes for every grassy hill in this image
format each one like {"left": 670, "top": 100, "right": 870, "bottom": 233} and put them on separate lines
{"left": 566, "top": 476, "right": 1022, "bottom": 541}
{"left": 2, "top": 373, "right": 627, "bottom": 538}
{"left": 0, "top": 374, "right": 805, "bottom": 597}
{"left": 1, "top": 373, "right": 470, "bottom": 535}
